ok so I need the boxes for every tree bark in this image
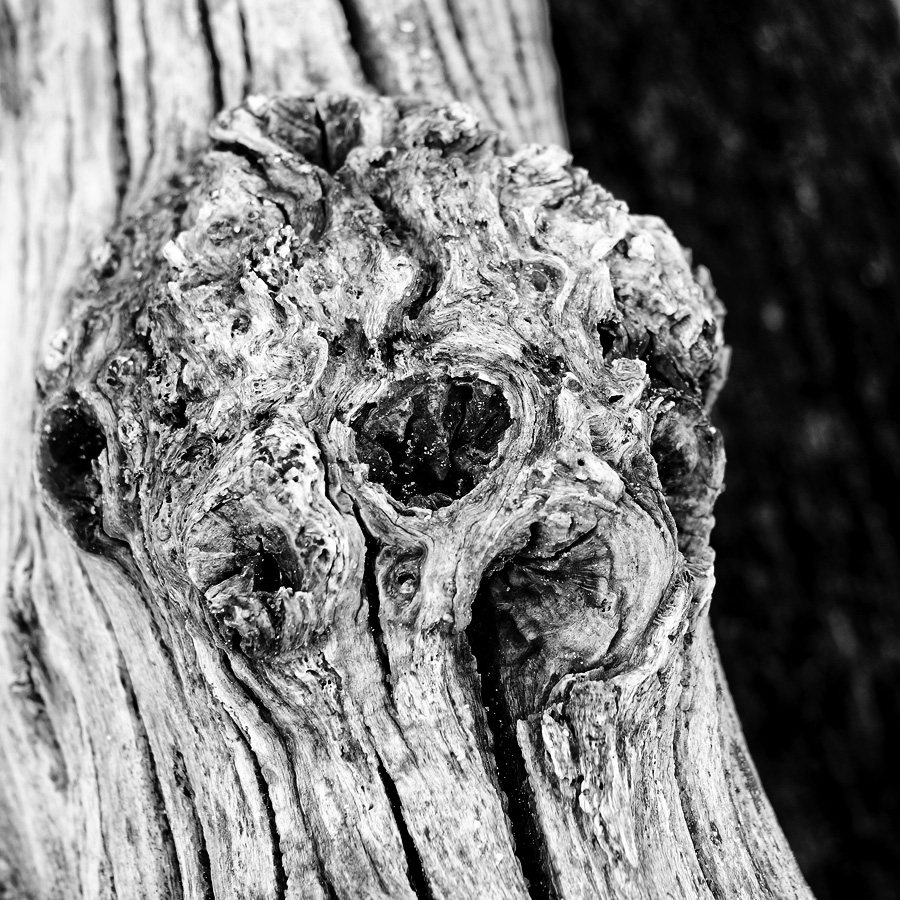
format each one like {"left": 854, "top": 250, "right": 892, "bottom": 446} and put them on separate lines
{"left": 2, "top": 2, "right": 810, "bottom": 898}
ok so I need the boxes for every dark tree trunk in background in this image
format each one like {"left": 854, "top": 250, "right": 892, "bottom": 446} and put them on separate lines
{"left": 549, "top": 1, "right": 900, "bottom": 897}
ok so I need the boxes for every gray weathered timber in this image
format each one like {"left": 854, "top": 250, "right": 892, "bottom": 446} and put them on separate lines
{"left": 1, "top": 2, "right": 812, "bottom": 899}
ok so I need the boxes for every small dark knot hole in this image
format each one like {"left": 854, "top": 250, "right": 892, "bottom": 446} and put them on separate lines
{"left": 252, "top": 540, "right": 289, "bottom": 593}
{"left": 597, "top": 320, "right": 620, "bottom": 357}
{"left": 39, "top": 395, "right": 107, "bottom": 550}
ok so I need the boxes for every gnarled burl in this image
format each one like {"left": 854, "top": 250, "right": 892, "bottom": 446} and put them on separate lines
{"left": 34, "top": 95, "right": 812, "bottom": 899}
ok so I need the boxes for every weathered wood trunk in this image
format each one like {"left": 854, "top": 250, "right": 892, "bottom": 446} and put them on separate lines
{"left": 1, "top": 2, "right": 812, "bottom": 898}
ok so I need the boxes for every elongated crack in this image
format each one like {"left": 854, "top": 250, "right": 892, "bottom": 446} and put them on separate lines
{"left": 231, "top": 725, "right": 287, "bottom": 899}
{"left": 101, "top": 0, "right": 130, "bottom": 212}
{"left": 196, "top": 0, "right": 224, "bottom": 113}
{"left": 170, "top": 746, "right": 213, "bottom": 900}
{"left": 219, "top": 650, "right": 339, "bottom": 900}
{"left": 135, "top": 0, "right": 156, "bottom": 189}
{"left": 375, "top": 758, "right": 434, "bottom": 900}
{"left": 236, "top": 5, "right": 252, "bottom": 98}
{"left": 333, "top": 0, "right": 382, "bottom": 88}
{"left": 352, "top": 502, "right": 396, "bottom": 707}
{"left": 672, "top": 711, "right": 724, "bottom": 900}
{"left": 466, "top": 581, "right": 555, "bottom": 900}
{"left": 346, "top": 498, "right": 437, "bottom": 899}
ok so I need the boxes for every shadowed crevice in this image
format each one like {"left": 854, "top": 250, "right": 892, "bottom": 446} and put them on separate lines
{"left": 170, "top": 746, "right": 212, "bottom": 900}
{"left": 375, "top": 758, "right": 434, "bottom": 900}
{"left": 0, "top": 0, "right": 22, "bottom": 118}
{"left": 5, "top": 535, "right": 69, "bottom": 791}
{"left": 196, "top": 0, "right": 224, "bottom": 113}
{"left": 236, "top": 4, "right": 252, "bottom": 98}
{"left": 135, "top": 0, "right": 156, "bottom": 188}
{"left": 333, "top": 0, "right": 382, "bottom": 89}
{"left": 357, "top": 510, "right": 395, "bottom": 703}
{"left": 101, "top": 0, "right": 130, "bottom": 211}
{"left": 231, "top": 726, "right": 287, "bottom": 899}
{"left": 466, "top": 582, "right": 555, "bottom": 900}
{"left": 219, "top": 651, "right": 338, "bottom": 900}
{"left": 672, "top": 703, "right": 725, "bottom": 900}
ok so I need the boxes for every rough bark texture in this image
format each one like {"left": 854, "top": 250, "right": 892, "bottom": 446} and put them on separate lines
{"left": 549, "top": 1, "right": 900, "bottom": 897}
{"left": 2, "top": 1, "right": 812, "bottom": 898}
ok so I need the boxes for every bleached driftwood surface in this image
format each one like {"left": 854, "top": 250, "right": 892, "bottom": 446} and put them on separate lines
{"left": 2, "top": 2, "right": 812, "bottom": 898}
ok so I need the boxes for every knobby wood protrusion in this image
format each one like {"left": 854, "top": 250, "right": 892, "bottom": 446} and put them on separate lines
{"left": 19, "top": 92, "right": 813, "bottom": 899}
{"left": 0, "top": 0, "right": 564, "bottom": 497}
{"left": 1, "top": 2, "right": 814, "bottom": 899}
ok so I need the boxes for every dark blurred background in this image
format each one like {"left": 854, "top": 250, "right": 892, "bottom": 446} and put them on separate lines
{"left": 549, "top": 0, "right": 900, "bottom": 897}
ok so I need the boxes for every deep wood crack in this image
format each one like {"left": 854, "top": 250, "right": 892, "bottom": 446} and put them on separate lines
{"left": 333, "top": 0, "right": 382, "bottom": 89}
{"left": 236, "top": 4, "right": 252, "bottom": 99}
{"left": 196, "top": 0, "right": 224, "bottom": 114}
{"left": 135, "top": 0, "right": 156, "bottom": 188}
{"left": 231, "top": 724, "right": 287, "bottom": 899}
{"left": 375, "top": 757, "right": 434, "bottom": 900}
{"left": 101, "top": 0, "right": 130, "bottom": 211}
{"left": 466, "top": 582, "right": 555, "bottom": 900}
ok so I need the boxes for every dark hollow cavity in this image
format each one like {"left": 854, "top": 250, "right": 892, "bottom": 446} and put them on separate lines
{"left": 596, "top": 318, "right": 621, "bottom": 356}
{"left": 250, "top": 540, "right": 291, "bottom": 593}
{"left": 224, "top": 526, "right": 301, "bottom": 597}
{"left": 38, "top": 395, "right": 107, "bottom": 550}
{"left": 351, "top": 377, "right": 511, "bottom": 509}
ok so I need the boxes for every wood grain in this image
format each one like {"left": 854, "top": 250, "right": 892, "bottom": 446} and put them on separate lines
{"left": 2, "top": 2, "right": 810, "bottom": 898}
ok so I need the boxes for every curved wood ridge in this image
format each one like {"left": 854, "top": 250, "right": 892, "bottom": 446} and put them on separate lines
{"left": 22, "top": 94, "right": 812, "bottom": 899}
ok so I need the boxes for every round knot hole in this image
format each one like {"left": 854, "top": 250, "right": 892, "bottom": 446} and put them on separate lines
{"left": 352, "top": 376, "right": 512, "bottom": 509}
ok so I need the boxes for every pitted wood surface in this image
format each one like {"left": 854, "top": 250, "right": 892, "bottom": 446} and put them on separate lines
{"left": 3, "top": 3, "right": 811, "bottom": 898}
